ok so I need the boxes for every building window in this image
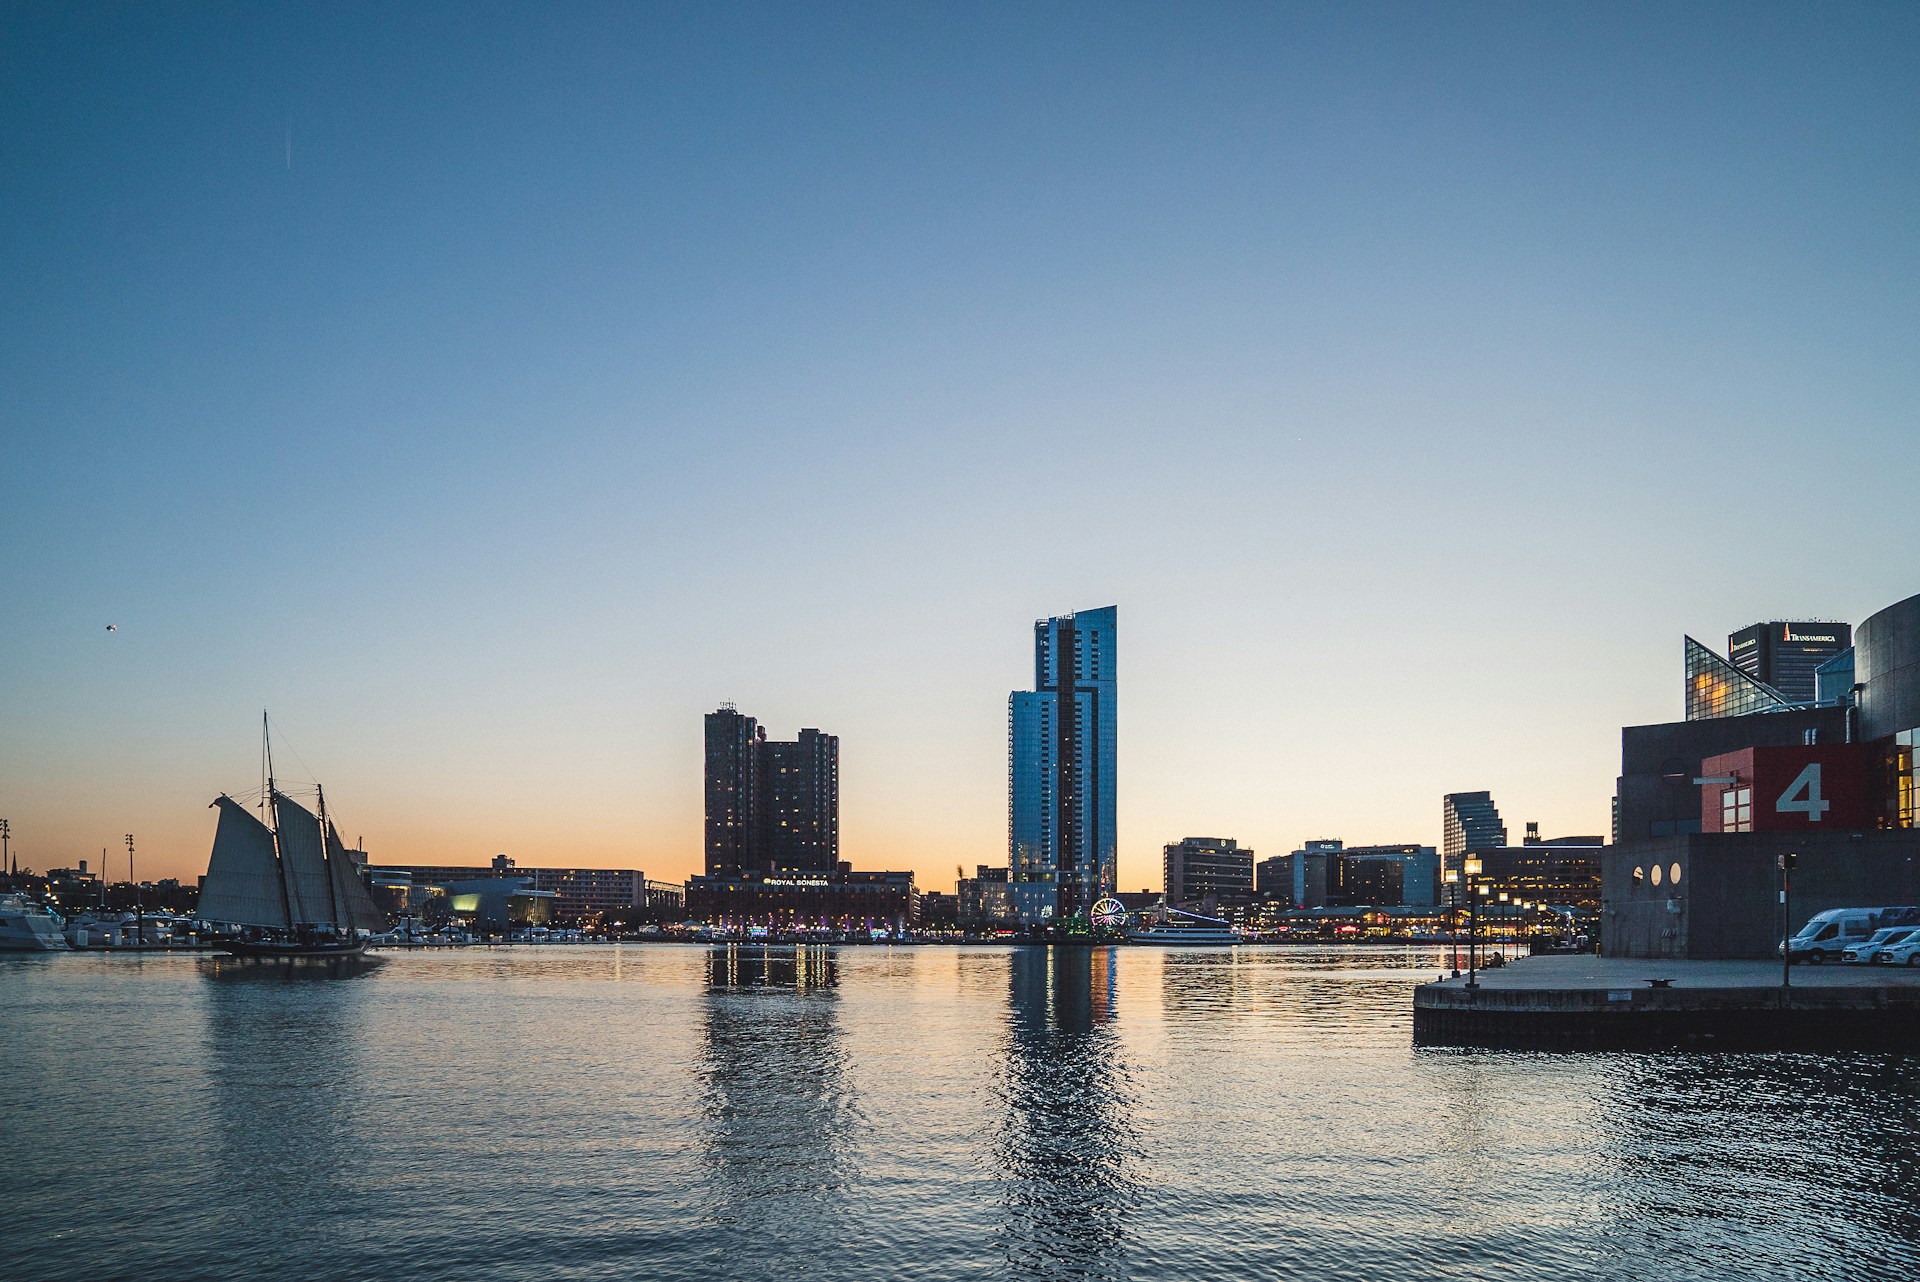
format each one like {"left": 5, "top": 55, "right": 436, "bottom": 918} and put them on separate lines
{"left": 1722, "top": 787, "right": 1753, "bottom": 833}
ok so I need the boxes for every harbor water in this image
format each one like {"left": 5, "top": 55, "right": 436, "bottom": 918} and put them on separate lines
{"left": 5, "top": 944, "right": 1917, "bottom": 1281}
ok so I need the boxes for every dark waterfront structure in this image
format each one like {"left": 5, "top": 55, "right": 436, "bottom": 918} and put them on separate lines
{"left": 684, "top": 868, "right": 917, "bottom": 933}
{"left": 1009, "top": 605, "right": 1117, "bottom": 924}
{"left": 1414, "top": 955, "right": 1920, "bottom": 1050}
{"left": 1613, "top": 706, "right": 1846, "bottom": 842}
{"left": 1728, "top": 621, "right": 1851, "bottom": 705}
{"left": 1605, "top": 591, "right": 1920, "bottom": 958}
{"left": 374, "top": 856, "right": 647, "bottom": 918}
{"left": 1460, "top": 837, "right": 1602, "bottom": 913}
{"left": 1162, "top": 837, "right": 1252, "bottom": 906}
{"left": 704, "top": 705, "right": 840, "bottom": 876}
{"left": 958, "top": 865, "right": 1017, "bottom": 931}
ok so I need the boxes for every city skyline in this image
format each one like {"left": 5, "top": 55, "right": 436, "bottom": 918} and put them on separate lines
{"left": 4, "top": 4, "right": 1917, "bottom": 890}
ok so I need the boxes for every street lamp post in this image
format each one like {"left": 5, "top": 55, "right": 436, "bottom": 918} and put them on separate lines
{"left": 1464, "top": 857, "right": 1484, "bottom": 988}
{"left": 1779, "top": 852, "right": 1797, "bottom": 991}
{"left": 126, "top": 834, "right": 142, "bottom": 947}
{"left": 1443, "top": 868, "right": 1461, "bottom": 977}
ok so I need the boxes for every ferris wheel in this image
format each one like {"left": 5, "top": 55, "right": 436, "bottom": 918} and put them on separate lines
{"left": 1089, "top": 897, "right": 1129, "bottom": 930}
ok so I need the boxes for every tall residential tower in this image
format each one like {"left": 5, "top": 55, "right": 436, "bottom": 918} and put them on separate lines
{"left": 1009, "top": 605, "right": 1117, "bottom": 922}
{"left": 704, "top": 706, "right": 839, "bottom": 877}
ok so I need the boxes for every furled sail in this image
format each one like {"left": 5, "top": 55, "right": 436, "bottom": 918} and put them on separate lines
{"left": 326, "top": 822, "right": 389, "bottom": 933}
{"left": 273, "top": 791, "right": 337, "bottom": 927}
{"left": 200, "top": 796, "right": 292, "bottom": 928}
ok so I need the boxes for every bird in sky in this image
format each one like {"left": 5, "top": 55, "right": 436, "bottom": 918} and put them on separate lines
{"left": 105, "top": 624, "right": 117, "bottom": 632}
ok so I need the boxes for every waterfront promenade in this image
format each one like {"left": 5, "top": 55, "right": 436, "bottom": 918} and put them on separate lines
{"left": 1415, "top": 955, "right": 1920, "bottom": 1049}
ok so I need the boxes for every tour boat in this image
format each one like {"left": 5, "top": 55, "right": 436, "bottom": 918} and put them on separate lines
{"left": 200, "top": 717, "right": 387, "bottom": 958}
{"left": 1126, "top": 904, "right": 1241, "bottom": 945}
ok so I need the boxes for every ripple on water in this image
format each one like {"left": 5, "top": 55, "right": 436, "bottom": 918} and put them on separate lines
{"left": 3, "top": 945, "right": 1918, "bottom": 1282}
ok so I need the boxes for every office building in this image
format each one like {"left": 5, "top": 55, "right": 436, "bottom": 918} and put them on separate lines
{"left": 1339, "top": 844, "right": 1441, "bottom": 909}
{"left": 755, "top": 727, "right": 839, "bottom": 872}
{"left": 704, "top": 705, "right": 840, "bottom": 876}
{"left": 958, "top": 865, "right": 1017, "bottom": 931}
{"left": 1164, "top": 837, "right": 1253, "bottom": 906}
{"left": 1458, "top": 837, "right": 1603, "bottom": 914}
{"left": 705, "top": 705, "right": 759, "bottom": 876}
{"left": 644, "top": 879, "right": 685, "bottom": 919}
{"left": 1009, "top": 605, "right": 1117, "bottom": 922}
{"left": 1258, "top": 840, "right": 1437, "bottom": 910}
{"left": 1728, "top": 621, "right": 1851, "bottom": 705}
{"left": 1442, "top": 792, "right": 1506, "bottom": 864}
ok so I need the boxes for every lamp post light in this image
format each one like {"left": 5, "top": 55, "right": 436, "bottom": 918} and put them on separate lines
{"left": 1443, "top": 868, "right": 1461, "bottom": 977}
{"left": 1463, "top": 856, "right": 1484, "bottom": 988}
{"left": 1779, "top": 852, "right": 1798, "bottom": 991}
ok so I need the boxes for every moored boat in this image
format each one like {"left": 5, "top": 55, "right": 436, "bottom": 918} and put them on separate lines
{"left": 0, "top": 893, "right": 71, "bottom": 951}
{"left": 1126, "top": 903, "right": 1241, "bottom": 945}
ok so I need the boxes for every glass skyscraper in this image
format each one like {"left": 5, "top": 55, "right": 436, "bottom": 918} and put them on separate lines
{"left": 1009, "top": 605, "right": 1117, "bottom": 922}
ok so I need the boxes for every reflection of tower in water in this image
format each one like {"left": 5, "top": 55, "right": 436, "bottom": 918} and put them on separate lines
{"left": 705, "top": 943, "right": 838, "bottom": 991}
{"left": 997, "top": 947, "right": 1139, "bottom": 1280}
{"left": 698, "top": 946, "right": 854, "bottom": 1252}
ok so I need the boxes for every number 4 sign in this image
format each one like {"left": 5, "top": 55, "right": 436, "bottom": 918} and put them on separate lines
{"left": 1776, "top": 763, "right": 1830, "bottom": 823}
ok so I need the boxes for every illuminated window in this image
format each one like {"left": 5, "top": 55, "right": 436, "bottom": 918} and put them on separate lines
{"left": 1722, "top": 787, "right": 1753, "bottom": 833}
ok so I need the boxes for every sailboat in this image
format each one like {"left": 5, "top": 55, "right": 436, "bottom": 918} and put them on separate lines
{"left": 200, "top": 716, "right": 388, "bottom": 958}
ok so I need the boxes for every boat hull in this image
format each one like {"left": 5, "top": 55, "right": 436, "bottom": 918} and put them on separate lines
{"left": 1125, "top": 930, "right": 1242, "bottom": 945}
{"left": 219, "top": 938, "right": 369, "bottom": 959}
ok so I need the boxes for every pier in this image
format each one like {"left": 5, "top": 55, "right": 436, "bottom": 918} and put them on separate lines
{"left": 1412, "top": 955, "right": 1920, "bottom": 1050}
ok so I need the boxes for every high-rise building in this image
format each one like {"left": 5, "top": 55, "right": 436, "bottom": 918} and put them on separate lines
{"left": 1442, "top": 792, "right": 1507, "bottom": 862}
{"left": 1009, "top": 605, "right": 1117, "bottom": 921}
{"left": 755, "top": 727, "right": 840, "bottom": 872}
{"left": 1163, "top": 837, "right": 1253, "bottom": 906}
{"left": 704, "top": 705, "right": 760, "bottom": 877}
{"left": 704, "top": 705, "right": 839, "bottom": 877}
{"left": 1728, "top": 621, "right": 1851, "bottom": 705}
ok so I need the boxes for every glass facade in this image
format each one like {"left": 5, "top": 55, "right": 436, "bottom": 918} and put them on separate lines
{"left": 1685, "top": 636, "right": 1796, "bottom": 721}
{"left": 1815, "top": 648, "right": 1857, "bottom": 707}
{"left": 1881, "top": 730, "right": 1917, "bottom": 831}
{"left": 1009, "top": 606, "right": 1117, "bottom": 920}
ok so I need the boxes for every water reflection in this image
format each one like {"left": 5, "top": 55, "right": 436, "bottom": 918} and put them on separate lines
{"left": 203, "top": 952, "right": 384, "bottom": 983}
{"left": 706, "top": 943, "right": 839, "bottom": 991}
{"left": 698, "top": 946, "right": 856, "bottom": 1261}
{"left": 997, "top": 947, "right": 1140, "bottom": 1280}
{"left": 199, "top": 953, "right": 373, "bottom": 1243}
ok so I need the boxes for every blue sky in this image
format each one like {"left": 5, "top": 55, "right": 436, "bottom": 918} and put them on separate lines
{"left": 3, "top": 2, "right": 1916, "bottom": 886}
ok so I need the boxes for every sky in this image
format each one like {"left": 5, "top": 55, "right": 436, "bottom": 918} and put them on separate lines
{"left": 2, "top": 2, "right": 1916, "bottom": 891}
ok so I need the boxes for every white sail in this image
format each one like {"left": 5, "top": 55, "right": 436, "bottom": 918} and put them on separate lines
{"left": 200, "top": 796, "right": 292, "bottom": 928}
{"left": 327, "top": 823, "right": 389, "bottom": 933}
{"left": 273, "top": 791, "right": 336, "bottom": 927}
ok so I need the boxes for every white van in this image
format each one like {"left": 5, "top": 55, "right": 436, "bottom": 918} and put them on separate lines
{"left": 1785, "top": 907, "right": 1920, "bottom": 964}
